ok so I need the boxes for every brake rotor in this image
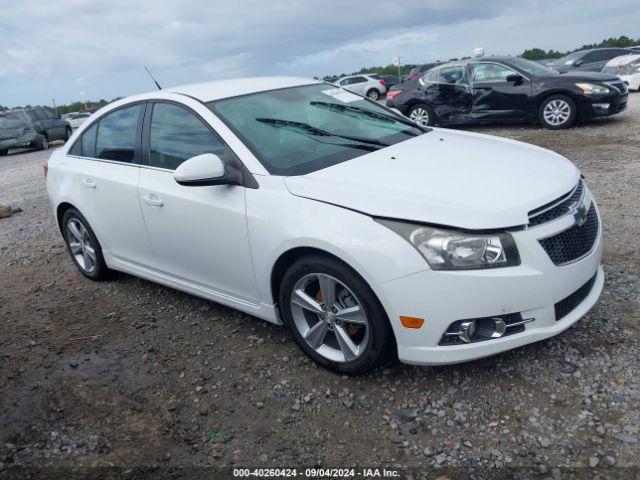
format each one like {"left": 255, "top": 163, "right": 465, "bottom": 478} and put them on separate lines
{"left": 315, "top": 289, "right": 360, "bottom": 337}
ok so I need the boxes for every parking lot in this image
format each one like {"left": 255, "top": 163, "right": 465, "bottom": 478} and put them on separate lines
{"left": 1, "top": 94, "right": 639, "bottom": 477}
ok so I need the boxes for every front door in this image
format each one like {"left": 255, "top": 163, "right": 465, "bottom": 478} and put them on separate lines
{"left": 137, "top": 101, "right": 258, "bottom": 302}
{"left": 470, "top": 62, "right": 532, "bottom": 121}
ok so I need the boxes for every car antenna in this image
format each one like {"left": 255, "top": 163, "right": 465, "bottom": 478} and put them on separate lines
{"left": 144, "top": 66, "right": 162, "bottom": 90}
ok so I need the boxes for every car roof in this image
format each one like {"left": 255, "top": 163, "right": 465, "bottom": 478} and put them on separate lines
{"left": 168, "top": 76, "right": 321, "bottom": 102}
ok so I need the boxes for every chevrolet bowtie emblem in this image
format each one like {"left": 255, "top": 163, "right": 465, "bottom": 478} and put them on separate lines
{"left": 573, "top": 201, "right": 588, "bottom": 227}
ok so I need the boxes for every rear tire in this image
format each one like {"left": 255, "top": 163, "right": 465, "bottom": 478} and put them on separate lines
{"left": 539, "top": 94, "right": 576, "bottom": 129}
{"left": 0, "top": 150, "right": 7, "bottom": 156}
{"left": 62, "top": 208, "right": 110, "bottom": 280}
{"left": 408, "top": 103, "right": 436, "bottom": 126}
{"left": 279, "top": 254, "right": 393, "bottom": 374}
{"left": 65, "top": 127, "right": 72, "bottom": 142}
{"left": 366, "top": 89, "right": 380, "bottom": 101}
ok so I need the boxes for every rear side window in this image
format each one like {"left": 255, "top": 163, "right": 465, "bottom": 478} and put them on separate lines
{"left": 95, "top": 105, "right": 142, "bottom": 163}
{"left": 351, "top": 77, "right": 367, "bottom": 84}
{"left": 149, "top": 103, "right": 225, "bottom": 170}
{"left": 438, "top": 66, "right": 468, "bottom": 85}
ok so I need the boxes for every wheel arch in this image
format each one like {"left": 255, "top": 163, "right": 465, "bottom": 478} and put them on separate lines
{"left": 271, "top": 246, "right": 358, "bottom": 309}
{"left": 535, "top": 90, "right": 580, "bottom": 113}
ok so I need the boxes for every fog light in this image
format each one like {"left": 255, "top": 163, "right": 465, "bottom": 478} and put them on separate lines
{"left": 593, "top": 103, "right": 610, "bottom": 109}
{"left": 458, "top": 320, "right": 477, "bottom": 343}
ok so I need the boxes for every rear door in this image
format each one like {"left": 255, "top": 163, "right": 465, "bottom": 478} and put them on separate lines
{"left": 137, "top": 100, "right": 258, "bottom": 301}
{"left": 43, "top": 108, "right": 66, "bottom": 139}
{"left": 470, "top": 62, "right": 532, "bottom": 121}
{"left": 65, "top": 103, "right": 154, "bottom": 266}
{"left": 343, "top": 76, "right": 368, "bottom": 95}
{"left": 421, "top": 65, "right": 472, "bottom": 120}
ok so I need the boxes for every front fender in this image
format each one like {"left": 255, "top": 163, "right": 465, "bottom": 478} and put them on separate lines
{"left": 246, "top": 176, "right": 427, "bottom": 306}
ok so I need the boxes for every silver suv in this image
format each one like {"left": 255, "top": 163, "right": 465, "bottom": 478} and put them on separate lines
{"left": 336, "top": 74, "right": 387, "bottom": 100}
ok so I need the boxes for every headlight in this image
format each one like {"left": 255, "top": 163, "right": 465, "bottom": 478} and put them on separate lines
{"left": 377, "top": 219, "right": 520, "bottom": 270}
{"left": 575, "top": 83, "right": 609, "bottom": 94}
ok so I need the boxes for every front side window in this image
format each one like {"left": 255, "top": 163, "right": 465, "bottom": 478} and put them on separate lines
{"left": 472, "top": 63, "right": 515, "bottom": 82}
{"left": 209, "top": 83, "right": 425, "bottom": 175}
{"left": 149, "top": 103, "right": 225, "bottom": 170}
{"left": 95, "top": 104, "right": 142, "bottom": 163}
{"left": 438, "top": 66, "right": 468, "bottom": 85}
{"left": 35, "top": 110, "right": 48, "bottom": 121}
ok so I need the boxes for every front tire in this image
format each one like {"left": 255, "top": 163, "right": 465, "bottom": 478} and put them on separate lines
{"left": 279, "top": 255, "right": 393, "bottom": 374}
{"left": 408, "top": 103, "right": 436, "bottom": 126}
{"left": 65, "top": 127, "right": 72, "bottom": 142}
{"left": 36, "top": 135, "right": 49, "bottom": 151}
{"left": 62, "top": 208, "right": 109, "bottom": 280}
{"left": 0, "top": 150, "right": 7, "bottom": 156}
{"left": 366, "top": 89, "right": 380, "bottom": 101}
{"left": 539, "top": 94, "right": 576, "bottom": 129}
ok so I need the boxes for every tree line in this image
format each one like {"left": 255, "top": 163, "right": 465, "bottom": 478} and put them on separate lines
{"left": 324, "top": 35, "right": 639, "bottom": 80}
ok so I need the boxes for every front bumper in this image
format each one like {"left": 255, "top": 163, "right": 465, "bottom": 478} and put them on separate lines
{"left": 0, "top": 132, "right": 39, "bottom": 150}
{"left": 578, "top": 92, "right": 628, "bottom": 118}
{"left": 374, "top": 201, "right": 604, "bottom": 366}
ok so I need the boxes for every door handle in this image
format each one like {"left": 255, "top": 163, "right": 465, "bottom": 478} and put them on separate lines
{"left": 474, "top": 86, "right": 493, "bottom": 92}
{"left": 142, "top": 194, "right": 164, "bottom": 207}
{"left": 82, "top": 178, "right": 96, "bottom": 189}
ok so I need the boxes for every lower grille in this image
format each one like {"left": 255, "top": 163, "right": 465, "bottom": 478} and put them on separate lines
{"left": 539, "top": 205, "right": 599, "bottom": 265}
{"left": 555, "top": 273, "right": 597, "bottom": 321}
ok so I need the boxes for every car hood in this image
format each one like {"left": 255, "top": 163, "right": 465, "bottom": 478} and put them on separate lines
{"left": 284, "top": 129, "right": 580, "bottom": 230}
{"left": 555, "top": 71, "right": 619, "bottom": 81}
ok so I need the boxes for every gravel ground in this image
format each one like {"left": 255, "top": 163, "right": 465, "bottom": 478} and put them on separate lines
{"left": 1, "top": 97, "right": 639, "bottom": 479}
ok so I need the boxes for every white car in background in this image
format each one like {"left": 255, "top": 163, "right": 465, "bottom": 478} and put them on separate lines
{"left": 602, "top": 54, "right": 640, "bottom": 91}
{"left": 336, "top": 74, "right": 387, "bottom": 100}
{"left": 64, "top": 112, "right": 92, "bottom": 129}
{"left": 45, "top": 77, "right": 603, "bottom": 373}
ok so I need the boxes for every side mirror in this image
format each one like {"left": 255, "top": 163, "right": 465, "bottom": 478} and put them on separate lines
{"left": 173, "top": 153, "right": 242, "bottom": 187}
{"left": 506, "top": 73, "right": 523, "bottom": 84}
{"left": 574, "top": 60, "right": 583, "bottom": 67}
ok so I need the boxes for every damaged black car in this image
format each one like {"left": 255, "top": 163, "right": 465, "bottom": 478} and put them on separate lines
{"left": 386, "top": 57, "right": 628, "bottom": 129}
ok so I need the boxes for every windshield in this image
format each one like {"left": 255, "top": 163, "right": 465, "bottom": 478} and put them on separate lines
{"left": 551, "top": 51, "right": 583, "bottom": 66}
{"left": 510, "top": 58, "right": 558, "bottom": 76}
{"left": 209, "top": 84, "right": 425, "bottom": 175}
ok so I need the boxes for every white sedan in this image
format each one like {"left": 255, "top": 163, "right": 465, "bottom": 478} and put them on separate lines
{"left": 63, "top": 112, "right": 92, "bottom": 129}
{"left": 46, "top": 77, "right": 603, "bottom": 373}
{"left": 603, "top": 54, "right": 640, "bottom": 91}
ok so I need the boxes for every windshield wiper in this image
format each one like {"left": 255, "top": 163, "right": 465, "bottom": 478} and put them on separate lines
{"left": 256, "top": 117, "right": 390, "bottom": 147}
{"left": 309, "top": 101, "right": 429, "bottom": 133}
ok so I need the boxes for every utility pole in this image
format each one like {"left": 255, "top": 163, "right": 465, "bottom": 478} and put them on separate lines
{"left": 393, "top": 56, "right": 402, "bottom": 83}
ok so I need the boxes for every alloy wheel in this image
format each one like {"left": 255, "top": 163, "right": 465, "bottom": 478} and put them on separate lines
{"left": 543, "top": 99, "right": 571, "bottom": 126}
{"left": 409, "top": 107, "right": 430, "bottom": 126}
{"left": 67, "top": 218, "right": 97, "bottom": 274}
{"left": 42, "top": 138, "right": 49, "bottom": 150}
{"left": 368, "top": 90, "right": 380, "bottom": 101}
{"left": 290, "top": 273, "right": 369, "bottom": 363}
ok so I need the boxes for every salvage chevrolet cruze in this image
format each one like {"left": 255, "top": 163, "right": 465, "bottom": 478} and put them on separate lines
{"left": 46, "top": 77, "right": 604, "bottom": 373}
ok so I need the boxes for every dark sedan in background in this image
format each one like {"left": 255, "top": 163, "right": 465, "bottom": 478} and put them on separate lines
{"left": 549, "top": 48, "right": 633, "bottom": 73}
{"left": 386, "top": 56, "right": 628, "bottom": 129}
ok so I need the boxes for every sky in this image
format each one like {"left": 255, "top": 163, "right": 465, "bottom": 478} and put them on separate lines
{"left": 1, "top": 0, "right": 638, "bottom": 107}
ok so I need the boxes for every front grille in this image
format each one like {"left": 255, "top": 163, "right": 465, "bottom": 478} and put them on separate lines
{"left": 528, "top": 181, "right": 583, "bottom": 227}
{"left": 607, "top": 81, "right": 628, "bottom": 94}
{"left": 555, "top": 273, "right": 597, "bottom": 321}
{"left": 539, "top": 205, "right": 599, "bottom": 265}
